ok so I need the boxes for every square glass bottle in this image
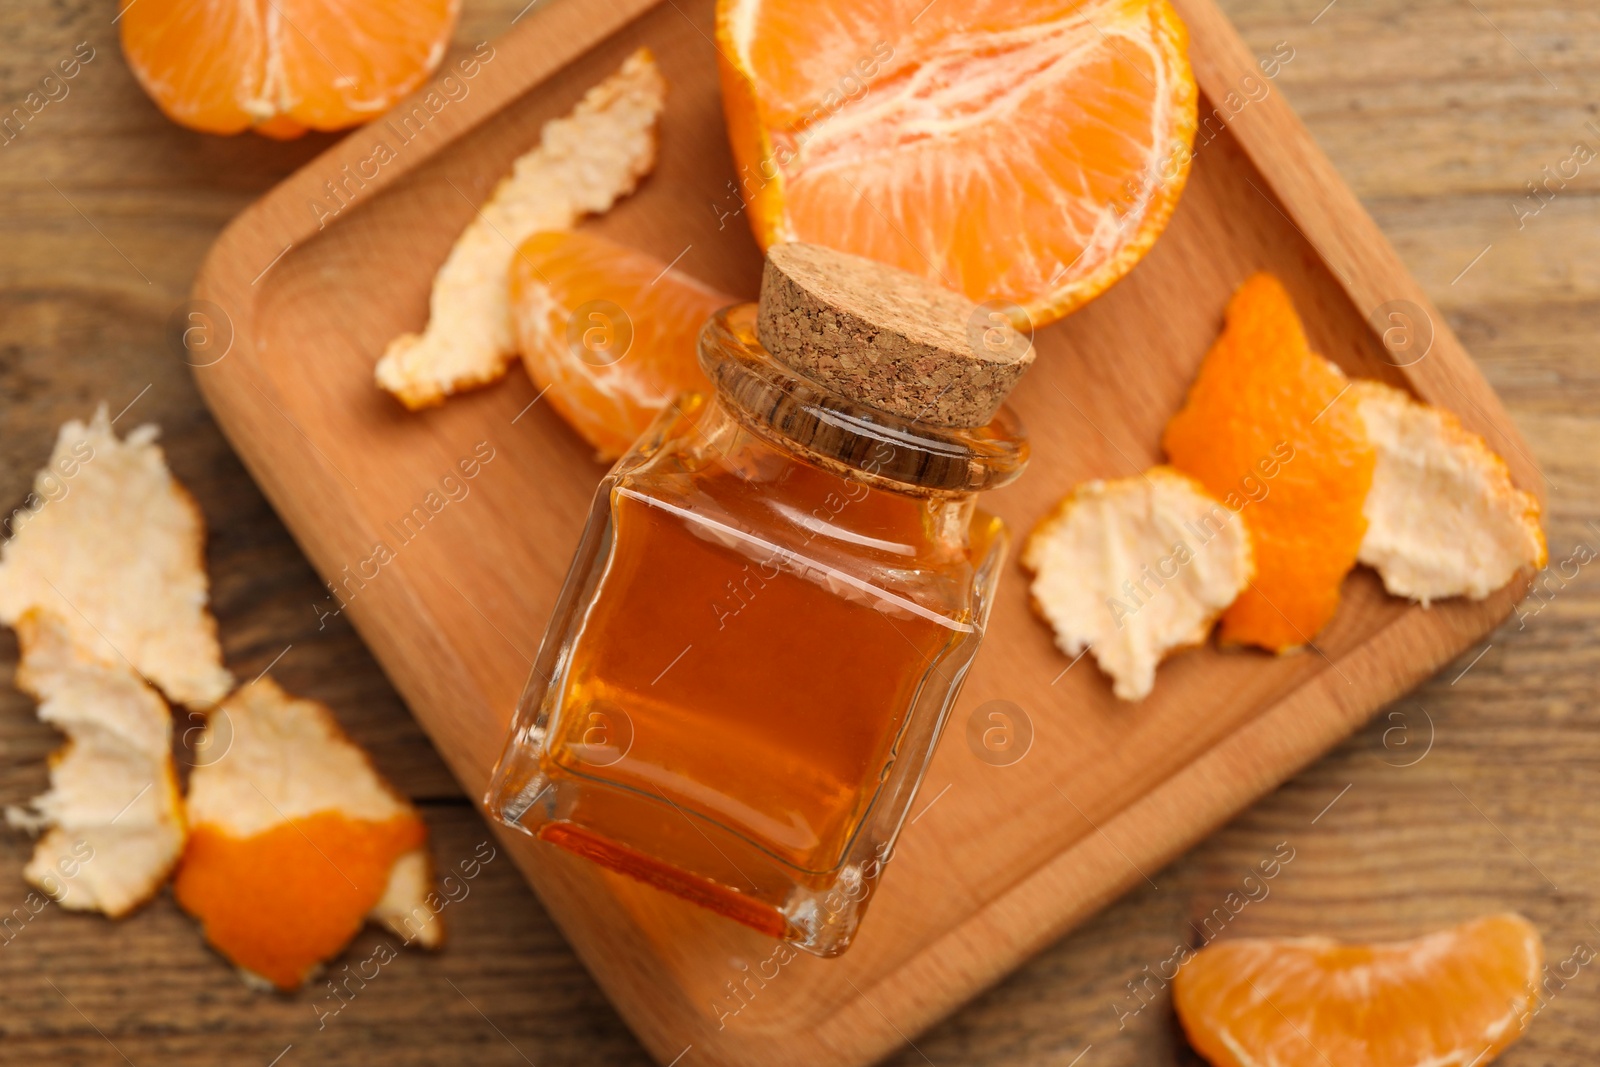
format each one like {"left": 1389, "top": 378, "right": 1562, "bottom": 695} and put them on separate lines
{"left": 489, "top": 246, "right": 1030, "bottom": 955}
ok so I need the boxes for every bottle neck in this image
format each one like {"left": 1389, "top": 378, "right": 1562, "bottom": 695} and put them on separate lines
{"left": 687, "top": 398, "right": 981, "bottom": 561}
{"left": 698, "top": 305, "right": 1029, "bottom": 497}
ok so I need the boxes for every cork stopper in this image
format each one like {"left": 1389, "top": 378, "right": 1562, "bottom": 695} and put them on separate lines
{"left": 756, "top": 243, "right": 1034, "bottom": 428}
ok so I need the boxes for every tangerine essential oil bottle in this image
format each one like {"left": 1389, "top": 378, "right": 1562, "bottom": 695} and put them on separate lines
{"left": 489, "top": 243, "right": 1031, "bottom": 956}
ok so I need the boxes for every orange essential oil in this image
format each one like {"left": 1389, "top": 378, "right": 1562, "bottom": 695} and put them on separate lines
{"left": 489, "top": 245, "right": 1030, "bottom": 955}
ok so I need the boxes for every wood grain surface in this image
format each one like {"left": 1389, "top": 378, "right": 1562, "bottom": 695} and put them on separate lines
{"left": 0, "top": 0, "right": 1596, "bottom": 1065}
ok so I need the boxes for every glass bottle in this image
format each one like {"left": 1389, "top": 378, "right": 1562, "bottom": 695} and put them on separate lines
{"left": 488, "top": 249, "right": 1029, "bottom": 956}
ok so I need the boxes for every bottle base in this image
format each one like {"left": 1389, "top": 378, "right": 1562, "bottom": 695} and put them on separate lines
{"left": 539, "top": 822, "right": 791, "bottom": 939}
{"left": 491, "top": 768, "right": 874, "bottom": 957}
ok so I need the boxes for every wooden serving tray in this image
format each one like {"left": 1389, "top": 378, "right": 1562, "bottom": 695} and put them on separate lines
{"left": 191, "top": 1, "right": 1539, "bottom": 1063}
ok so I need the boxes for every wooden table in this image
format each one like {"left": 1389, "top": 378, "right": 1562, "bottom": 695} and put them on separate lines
{"left": 1, "top": 1, "right": 1594, "bottom": 1063}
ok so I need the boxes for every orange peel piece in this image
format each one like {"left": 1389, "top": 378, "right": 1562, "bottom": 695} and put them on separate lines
{"left": 376, "top": 49, "right": 666, "bottom": 410}
{"left": 1022, "top": 467, "right": 1253, "bottom": 700}
{"left": 1351, "top": 380, "right": 1545, "bottom": 604}
{"left": 1163, "top": 273, "right": 1375, "bottom": 652}
{"left": 6, "top": 610, "right": 186, "bottom": 917}
{"left": 175, "top": 677, "right": 440, "bottom": 990}
{"left": 0, "top": 405, "right": 232, "bottom": 710}
{"left": 509, "top": 230, "right": 733, "bottom": 459}
{"left": 1174, "top": 914, "right": 1543, "bottom": 1067}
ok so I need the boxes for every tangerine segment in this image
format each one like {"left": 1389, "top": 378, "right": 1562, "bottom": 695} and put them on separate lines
{"left": 1162, "top": 273, "right": 1374, "bottom": 652}
{"left": 119, "top": 0, "right": 460, "bottom": 137}
{"left": 175, "top": 812, "right": 426, "bottom": 990}
{"left": 1173, "top": 914, "right": 1544, "bottom": 1067}
{"left": 510, "top": 231, "right": 733, "bottom": 460}
{"left": 716, "top": 0, "right": 1197, "bottom": 325}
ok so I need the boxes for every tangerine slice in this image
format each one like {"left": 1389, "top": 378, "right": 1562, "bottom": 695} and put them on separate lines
{"left": 119, "top": 0, "right": 460, "bottom": 137}
{"left": 1162, "top": 273, "right": 1375, "bottom": 652}
{"left": 1173, "top": 914, "right": 1544, "bottom": 1067}
{"left": 716, "top": 0, "right": 1198, "bottom": 325}
{"left": 509, "top": 230, "right": 732, "bottom": 460}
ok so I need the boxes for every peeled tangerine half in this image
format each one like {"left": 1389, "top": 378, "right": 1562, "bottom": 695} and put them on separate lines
{"left": 1352, "top": 380, "right": 1545, "bottom": 604}
{"left": 6, "top": 611, "right": 186, "bottom": 918}
{"left": 174, "top": 678, "right": 440, "bottom": 990}
{"left": 119, "top": 0, "right": 459, "bottom": 137}
{"left": 510, "top": 230, "right": 733, "bottom": 460}
{"left": 1023, "top": 467, "right": 1253, "bottom": 701}
{"left": 377, "top": 49, "right": 666, "bottom": 410}
{"left": 0, "top": 405, "right": 232, "bottom": 710}
{"left": 1163, "top": 274, "right": 1376, "bottom": 653}
{"left": 717, "top": 0, "right": 1198, "bottom": 324}
{"left": 1174, "top": 914, "right": 1544, "bottom": 1067}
